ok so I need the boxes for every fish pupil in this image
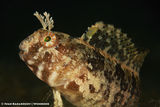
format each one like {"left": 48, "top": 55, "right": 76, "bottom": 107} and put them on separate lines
{"left": 44, "top": 36, "right": 51, "bottom": 42}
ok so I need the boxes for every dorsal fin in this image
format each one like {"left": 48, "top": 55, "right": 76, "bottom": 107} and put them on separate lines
{"left": 81, "top": 22, "right": 149, "bottom": 72}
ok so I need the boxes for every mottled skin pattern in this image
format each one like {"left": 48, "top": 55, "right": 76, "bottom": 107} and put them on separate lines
{"left": 19, "top": 12, "right": 148, "bottom": 107}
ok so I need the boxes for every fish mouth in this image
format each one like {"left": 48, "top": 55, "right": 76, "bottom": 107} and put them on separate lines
{"left": 19, "top": 42, "right": 27, "bottom": 61}
{"left": 19, "top": 41, "right": 25, "bottom": 51}
{"left": 19, "top": 40, "right": 29, "bottom": 55}
{"left": 19, "top": 50, "right": 25, "bottom": 61}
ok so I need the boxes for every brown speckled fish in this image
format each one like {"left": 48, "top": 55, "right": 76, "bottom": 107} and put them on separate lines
{"left": 19, "top": 11, "right": 148, "bottom": 107}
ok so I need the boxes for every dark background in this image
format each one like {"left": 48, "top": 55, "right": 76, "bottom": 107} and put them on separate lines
{"left": 1, "top": 0, "right": 160, "bottom": 106}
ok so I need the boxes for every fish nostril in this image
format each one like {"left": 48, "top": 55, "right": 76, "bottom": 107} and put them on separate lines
{"left": 25, "top": 37, "right": 30, "bottom": 41}
{"left": 25, "top": 35, "right": 33, "bottom": 42}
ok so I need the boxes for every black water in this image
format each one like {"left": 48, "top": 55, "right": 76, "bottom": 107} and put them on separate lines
{"left": 1, "top": 0, "right": 160, "bottom": 107}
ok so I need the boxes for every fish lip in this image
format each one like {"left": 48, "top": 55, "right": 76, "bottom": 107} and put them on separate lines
{"left": 19, "top": 49, "right": 23, "bottom": 57}
{"left": 19, "top": 41, "right": 24, "bottom": 51}
{"left": 19, "top": 50, "right": 24, "bottom": 55}
{"left": 19, "top": 40, "right": 28, "bottom": 53}
{"left": 19, "top": 50, "right": 24, "bottom": 60}
{"left": 19, "top": 48, "right": 28, "bottom": 61}
{"left": 19, "top": 44, "right": 26, "bottom": 55}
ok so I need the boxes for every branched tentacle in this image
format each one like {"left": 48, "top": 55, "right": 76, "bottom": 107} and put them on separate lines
{"left": 34, "top": 11, "right": 54, "bottom": 31}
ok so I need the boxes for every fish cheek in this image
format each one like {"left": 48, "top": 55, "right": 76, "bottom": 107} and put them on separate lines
{"left": 30, "top": 43, "right": 42, "bottom": 54}
{"left": 24, "top": 43, "right": 44, "bottom": 75}
{"left": 41, "top": 52, "right": 53, "bottom": 83}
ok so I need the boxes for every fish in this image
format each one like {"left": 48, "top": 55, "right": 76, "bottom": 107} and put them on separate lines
{"left": 19, "top": 11, "right": 149, "bottom": 107}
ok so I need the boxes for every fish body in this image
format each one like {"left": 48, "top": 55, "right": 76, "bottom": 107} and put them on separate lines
{"left": 19, "top": 12, "right": 148, "bottom": 107}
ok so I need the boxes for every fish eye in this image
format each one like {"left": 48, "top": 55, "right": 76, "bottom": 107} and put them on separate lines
{"left": 44, "top": 36, "right": 51, "bottom": 42}
{"left": 41, "top": 32, "right": 57, "bottom": 47}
